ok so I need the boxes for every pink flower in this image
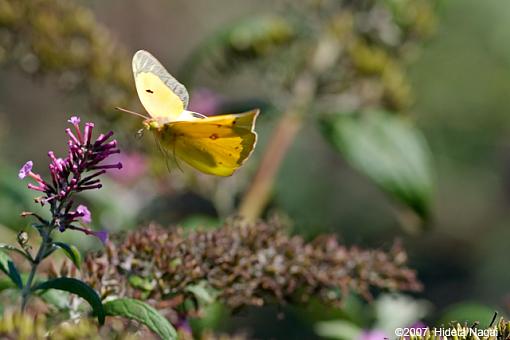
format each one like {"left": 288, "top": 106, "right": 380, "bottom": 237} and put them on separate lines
{"left": 76, "top": 205, "right": 92, "bottom": 224}
{"left": 67, "top": 116, "right": 80, "bottom": 125}
{"left": 66, "top": 225, "right": 109, "bottom": 244}
{"left": 18, "top": 161, "right": 33, "bottom": 179}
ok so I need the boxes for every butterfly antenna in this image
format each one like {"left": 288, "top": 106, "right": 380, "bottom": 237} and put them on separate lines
{"left": 115, "top": 107, "right": 149, "bottom": 120}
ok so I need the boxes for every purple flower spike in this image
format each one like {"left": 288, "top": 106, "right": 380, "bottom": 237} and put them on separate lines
{"left": 18, "top": 161, "right": 33, "bottom": 179}
{"left": 76, "top": 204, "right": 92, "bottom": 224}
{"left": 21, "top": 115, "right": 121, "bottom": 243}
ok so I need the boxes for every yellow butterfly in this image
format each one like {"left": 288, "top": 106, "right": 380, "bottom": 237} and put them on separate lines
{"left": 127, "top": 50, "right": 259, "bottom": 177}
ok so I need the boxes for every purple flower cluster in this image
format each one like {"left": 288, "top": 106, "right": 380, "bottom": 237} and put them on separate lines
{"left": 19, "top": 116, "right": 122, "bottom": 243}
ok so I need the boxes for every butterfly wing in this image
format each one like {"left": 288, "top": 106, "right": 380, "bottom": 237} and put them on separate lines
{"left": 163, "top": 110, "right": 259, "bottom": 176}
{"left": 132, "top": 50, "right": 189, "bottom": 122}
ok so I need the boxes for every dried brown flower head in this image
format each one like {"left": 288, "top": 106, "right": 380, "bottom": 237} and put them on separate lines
{"left": 83, "top": 219, "right": 421, "bottom": 317}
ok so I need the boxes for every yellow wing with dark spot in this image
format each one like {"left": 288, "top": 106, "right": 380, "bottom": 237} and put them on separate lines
{"left": 132, "top": 50, "right": 189, "bottom": 122}
{"left": 163, "top": 110, "right": 259, "bottom": 176}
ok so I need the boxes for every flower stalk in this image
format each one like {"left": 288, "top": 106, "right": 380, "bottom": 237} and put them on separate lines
{"left": 21, "top": 228, "right": 51, "bottom": 311}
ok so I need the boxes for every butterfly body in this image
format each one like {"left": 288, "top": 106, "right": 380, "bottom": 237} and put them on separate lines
{"left": 133, "top": 50, "right": 259, "bottom": 176}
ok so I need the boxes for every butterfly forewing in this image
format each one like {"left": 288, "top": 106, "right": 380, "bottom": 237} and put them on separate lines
{"left": 132, "top": 50, "right": 189, "bottom": 121}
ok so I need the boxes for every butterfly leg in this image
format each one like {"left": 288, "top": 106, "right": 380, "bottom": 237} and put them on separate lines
{"left": 172, "top": 140, "right": 184, "bottom": 173}
{"left": 153, "top": 134, "right": 174, "bottom": 174}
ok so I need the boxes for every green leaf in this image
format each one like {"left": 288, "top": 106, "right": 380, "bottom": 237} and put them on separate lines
{"left": 128, "top": 275, "right": 155, "bottom": 292}
{"left": 104, "top": 298, "right": 177, "bottom": 340}
{"left": 189, "top": 302, "right": 227, "bottom": 336}
{"left": 0, "top": 250, "right": 23, "bottom": 289}
{"left": 0, "top": 243, "right": 31, "bottom": 262}
{"left": 322, "top": 111, "right": 434, "bottom": 219}
{"left": 315, "top": 320, "right": 362, "bottom": 340}
{"left": 53, "top": 242, "right": 82, "bottom": 269}
{"left": 39, "top": 289, "right": 70, "bottom": 310}
{"left": 186, "top": 281, "right": 218, "bottom": 305}
{"left": 34, "top": 278, "right": 105, "bottom": 325}
{"left": 0, "top": 277, "right": 16, "bottom": 292}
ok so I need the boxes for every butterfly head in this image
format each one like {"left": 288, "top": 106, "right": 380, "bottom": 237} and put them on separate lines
{"left": 142, "top": 118, "right": 161, "bottom": 131}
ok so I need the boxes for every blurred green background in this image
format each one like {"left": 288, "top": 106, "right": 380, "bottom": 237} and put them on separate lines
{"left": 1, "top": 0, "right": 510, "bottom": 337}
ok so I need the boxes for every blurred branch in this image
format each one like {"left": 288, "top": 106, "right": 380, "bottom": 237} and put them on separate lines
{"left": 0, "top": 0, "right": 136, "bottom": 126}
{"left": 239, "top": 36, "right": 340, "bottom": 220}
{"left": 183, "top": 0, "right": 438, "bottom": 220}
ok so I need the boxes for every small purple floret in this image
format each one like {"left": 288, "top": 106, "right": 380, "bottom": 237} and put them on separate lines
{"left": 92, "top": 230, "right": 109, "bottom": 244}
{"left": 68, "top": 116, "right": 80, "bottom": 125}
{"left": 76, "top": 204, "right": 92, "bottom": 224}
{"left": 18, "top": 161, "right": 33, "bottom": 179}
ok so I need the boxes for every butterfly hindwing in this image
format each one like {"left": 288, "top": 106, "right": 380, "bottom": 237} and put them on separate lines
{"left": 132, "top": 50, "right": 189, "bottom": 122}
{"left": 161, "top": 110, "right": 259, "bottom": 176}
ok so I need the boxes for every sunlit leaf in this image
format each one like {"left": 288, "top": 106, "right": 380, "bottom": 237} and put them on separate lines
{"left": 322, "top": 111, "right": 434, "bottom": 219}
{"left": 39, "top": 289, "right": 70, "bottom": 310}
{"left": 104, "top": 298, "right": 177, "bottom": 340}
{"left": 53, "top": 242, "right": 82, "bottom": 269}
{"left": 186, "top": 281, "right": 218, "bottom": 305}
{"left": 128, "top": 275, "right": 155, "bottom": 291}
{"left": 315, "top": 320, "right": 362, "bottom": 340}
{"left": 34, "top": 278, "right": 105, "bottom": 325}
{"left": 186, "top": 281, "right": 218, "bottom": 304}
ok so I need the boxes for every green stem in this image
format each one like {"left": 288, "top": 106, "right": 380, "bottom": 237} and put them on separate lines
{"left": 21, "top": 230, "right": 51, "bottom": 311}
